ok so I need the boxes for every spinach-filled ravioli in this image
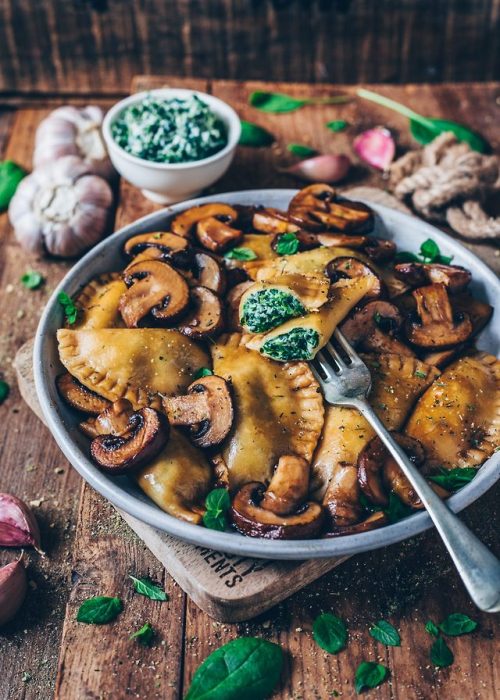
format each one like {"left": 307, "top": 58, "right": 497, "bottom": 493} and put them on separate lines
{"left": 239, "top": 284, "right": 307, "bottom": 333}
{"left": 211, "top": 333, "right": 324, "bottom": 490}
{"left": 71, "top": 273, "right": 126, "bottom": 329}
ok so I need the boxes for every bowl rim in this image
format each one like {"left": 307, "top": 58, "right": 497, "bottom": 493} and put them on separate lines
{"left": 34, "top": 188, "right": 500, "bottom": 560}
{"left": 102, "top": 88, "right": 242, "bottom": 170}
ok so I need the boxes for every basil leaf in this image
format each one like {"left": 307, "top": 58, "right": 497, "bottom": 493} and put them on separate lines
{"left": 287, "top": 143, "right": 317, "bottom": 158}
{"left": 354, "top": 661, "right": 389, "bottom": 693}
{"left": 0, "top": 160, "right": 26, "bottom": 211}
{"left": 58, "top": 292, "right": 78, "bottom": 325}
{"left": 428, "top": 467, "right": 477, "bottom": 491}
{"left": 430, "top": 636, "right": 454, "bottom": 667}
{"left": 394, "top": 251, "right": 420, "bottom": 263}
{"left": 239, "top": 120, "right": 274, "bottom": 147}
{"left": 369, "top": 620, "right": 401, "bottom": 647}
{"left": 420, "top": 238, "right": 440, "bottom": 262}
{"left": 130, "top": 622, "right": 155, "bottom": 646}
{"left": 76, "top": 596, "right": 123, "bottom": 624}
{"left": 129, "top": 575, "right": 168, "bottom": 601}
{"left": 410, "top": 118, "right": 487, "bottom": 153}
{"left": 385, "top": 492, "right": 413, "bottom": 523}
{"left": 202, "top": 511, "right": 227, "bottom": 532}
{"left": 326, "top": 120, "right": 347, "bottom": 132}
{"left": 394, "top": 239, "right": 452, "bottom": 266}
{"left": 312, "top": 612, "right": 347, "bottom": 654}
{"left": 185, "top": 636, "right": 283, "bottom": 700}
{"left": 193, "top": 367, "right": 213, "bottom": 380}
{"left": 21, "top": 270, "right": 44, "bottom": 290}
{"left": 425, "top": 620, "right": 439, "bottom": 637}
{"left": 275, "top": 232, "right": 300, "bottom": 256}
{"left": 0, "top": 380, "right": 9, "bottom": 405}
{"left": 439, "top": 613, "right": 478, "bottom": 636}
{"left": 203, "top": 488, "right": 231, "bottom": 532}
{"left": 224, "top": 247, "right": 258, "bottom": 261}
{"left": 249, "top": 91, "right": 350, "bottom": 113}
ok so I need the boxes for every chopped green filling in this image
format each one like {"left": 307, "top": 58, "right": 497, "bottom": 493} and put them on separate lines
{"left": 241, "top": 288, "right": 306, "bottom": 333}
{"left": 261, "top": 328, "right": 320, "bottom": 361}
{"left": 111, "top": 95, "right": 227, "bottom": 163}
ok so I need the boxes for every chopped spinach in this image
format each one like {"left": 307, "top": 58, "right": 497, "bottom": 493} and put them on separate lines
{"left": 261, "top": 327, "right": 320, "bottom": 361}
{"left": 241, "top": 288, "right": 306, "bottom": 333}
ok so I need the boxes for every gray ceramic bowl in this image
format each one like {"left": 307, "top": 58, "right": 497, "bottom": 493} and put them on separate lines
{"left": 34, "top": 190, "right": 500, "bottom": 559}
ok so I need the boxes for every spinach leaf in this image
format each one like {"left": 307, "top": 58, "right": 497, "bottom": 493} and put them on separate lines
{"left": 21, "top": 270, "right": 44, "bottom": 290}
{"left": 0, "top": 380, "right": 9, "bottom": 405}
{"left": 129, "top": 575, "right": 168, "bottom": 601}
{"left": 369, "top": 620, "right": 400, "bottom": 647}
{"left": 312, "top": 612, "right": 347, "bottom": 654}
{"left": 354, "top": 661, "right": 389, "bottom": 693}
{"left": 428, "top": 467, "right": 477, "bottom": 491}
{"left": 239, "top": 121, "right": 275, "bottom": 147}
{"left": 76, "top": 596, "right": 123, "bottom": 624}
{"left": 287, "top": 143, "right": 317, "bottom": 158}
{"left": 185, "top": 637, "right": 283, "bottom": 700}
{"left": 439, "top": 613, "right": 477, "bottom": 636}
{"left": 250, "top": 91, "right": 350, "bottom": 114}
{"left": 326, "top": 120, "right": 348, "bottom": 132}
{"left": 224, "top": 247, "right": 258, "bottom": 261}
{"left": 425, "top": 620, "right": 439, "bottom": 637}
{"left": 275, "top": 232, "right": 300, "bottom": 256}
{"left": 193, "top": 367, "right": 213, "bottom": 380}
{"left": 130, "top": 622, "right": 155, "bottom": 646}
{"left": 430, "top": 636, "right": 454, "bottom": 667}
{"left": 58, "top": 292, "right": 78, "bottom": 325}
{"left": 0, "top": 160, "right": 26, "bottom": 211}
{"left": 203, "top": 488, "right": 231, "bottom": 532}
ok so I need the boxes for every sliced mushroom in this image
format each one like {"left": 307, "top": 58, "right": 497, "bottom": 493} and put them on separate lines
{"left": 123, "top": 232, "right": 192, "bottom": 268}
{"left": 171, "top": 203, "right": 238, "bottom": 238}
{"left": 288, "top": 184, "right": 374, "bottom": 234}
{"left": 325, "top": 511, "right": 388, "bottom": 537}
{"left": 271, "top": 230, "right": 320, "bottom": 253}
{"left": 119, "top": 259, "right": 190, "bottom": 327}
{"left": 230, "top": 482, "right": 324, "bottom": 539}
{"left": 226, "top": 281, "right": 254, "bottom": 331}
{"left": 195, "top": 217, "right": 243, "bottom": 253}
{"left": 191, "top": 251, "right": 226, "bottom": 294}
{"left": 405, "top": 283, "right": 473, "bottom": 348}
{"left": 252, "top": 208, "right": 298, "bottom": 234}
{"left": 260, "top": 455, "right": 309, "bottom": 516}
{"left": 316, "top": 234, "right": 396, "bottom": 263}
{"left": 394, "top": 262, "right": 471, "bottom": 293}
{"left": 326, "top": 256, "right": 384, "bottom": 299}
{"left": 178, "top": 286, "right": 224, "bottom": 339}
{"left": 362, "top": 237, "right": 396, "bottom": 264}
{"left": 80, "top": 398, "right": 136, "bottom": 438}
{"left": 89, "top": 401, "right": 169, "bottom": 475}
{"left": 340, "top": 300, "right": 415, "bottom": 356}
{"left": 323, "top": 464, "right": 362, "bottom": 527}
{"left": 162, "top": 375, "right": 233, "bottom": 448}
{"left": 56, "top": 372, "right": 111, "bottom": 415}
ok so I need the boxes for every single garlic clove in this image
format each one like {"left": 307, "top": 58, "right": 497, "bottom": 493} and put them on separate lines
{"left": 285, "top": 154, "right": 351, "bottom": 183}
{"left": 0, "top": 493, "right": 42, "bottom": 551}
{"left": 0, "top": 558, "right": 28, "bottom": 626}
{"left": 353, "top": 127, "right": 396, "bottom": 170}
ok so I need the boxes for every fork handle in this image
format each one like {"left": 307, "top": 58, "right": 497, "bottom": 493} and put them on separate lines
{"left": 356, "top": 400, "right": 500, "bottom": 613}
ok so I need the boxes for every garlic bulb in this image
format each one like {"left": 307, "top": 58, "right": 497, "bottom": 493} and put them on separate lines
{"left": 33, "top": 106, "right": 113, "bottom": 179}
{"left": 0, "top": 558, "right": 28, "bottom": 626}
{"left": 9, "top": 155, "right": 113, "bottom": 258}
{"left": 0, "top": 493, "right": 42, "bottom": 551}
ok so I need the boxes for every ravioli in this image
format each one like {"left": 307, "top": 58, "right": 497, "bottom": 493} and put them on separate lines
{"left": 254, "top": 272, "right": 330, "bottom": 310}
{"left": 211, "top": 333, "right": 324, "bottom": 490}
{"left": 137, "top": 428, "right": 213, "bottom": 524}
{"left": 72, "top": 273, "right": 126, "bottom": 329}
{"left": 406, "top": 353, "right": 500, "bottom": 468}
{"left": 57, "top": 328, "right": 210, "bottom": 410}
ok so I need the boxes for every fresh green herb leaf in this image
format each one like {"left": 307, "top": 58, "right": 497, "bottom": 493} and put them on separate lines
{"left": 326, "top": 120, "right": 348, "bottom": 132}
{"left": 385, "top": 492, "right": 413, "bottom": 523}
{"left": 239, "top": 120, "right": 275, "bottom": 147}
{"left": 0, "top": 380, "right": 9, "bottom": 405}
{"left": 394, "top": 251, "right": 420, "bottom": 263}
{"left": 357, "top": 89, "right": 488, "bottom": 153}
{"left": 224, "top": 247, "right": 258, "bottom": 261}
{"left": 287, "top": 143, "right": 317, "bottom": 158}
{"left": 129, "top": 575, "right": 168, "bottom": 601}
{"left": 130, "top": 622, "right": 155, "bottom": 646}
{"left": 312, "top": 612, "right": 347, "bottom": 654}
{"left": 369, "top": 620, "right": 400, "bottom": 647}
{"left": 394, "top": 238, "right": 452, "bottom": 267}
{"left": 439, "top": 613, "right": 478, "bottom": 636}
{"left": 430, "top": 636, "right": 454, "bottom": 667}
{"left": 420, "top": 238, "right": 440, "bottom": 262}
{"left": 428, "top": 467, "right": 477, "bottom": 491}
{"left": 76, "top": 596, "right": 123, "bottom": 624}
{"left": 275, "top": 232, "right": 300, "bottom": 256}
{"left": 414, "top": 370, "right": 427, "bottom": 379}
{"left": 20, "top": 270, "right": 44, "bottom": 290}
{"left": 185, "top": 637, "right": 283, "bottom": 700}
{"left": 193, "top": 367, "right": 213, "bottom": 380}
{"left": 249, "top": 91, "right": 350, "bottom": 114}
{"left": 425, "top": 620, "right": 439, "bottom": 637}
{"left": 354, "top": 661, "right": 389, "bottom": 693}
{"left": 58, "top": 292, "right": 78, "bottom": 325}
{"left": 203, "top": 488, "right": 231, "bottom": 532}
{"left": 0, "top": 160, "right": 26, "bottom": 211}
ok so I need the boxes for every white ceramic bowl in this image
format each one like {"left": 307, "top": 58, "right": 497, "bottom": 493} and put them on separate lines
{"left": 34, "top": 190, "right": 500, "bottom": 560}
{"left": 102, "top": 89, "right": 241, "bottom": 204}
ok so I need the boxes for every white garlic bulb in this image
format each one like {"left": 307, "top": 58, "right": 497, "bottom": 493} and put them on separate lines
{"left": 9, "top": 155, "right": 113, "bottom": 258}
{"left": 33, "top": 105, "right": 113, "bottom": 179}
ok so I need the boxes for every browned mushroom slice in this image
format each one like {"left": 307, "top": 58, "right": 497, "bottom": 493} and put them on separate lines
{"left": 119, "top": 260, "right": 190, "bottom": 328}
{"left": 394, "top": 262, "right": 471, "bottom": 293}
{"left": 260, "top": 455, "right": 309, "bottom": 516}
{"left": 123, "top": 232, "right": 192, "bottom": 268}
{"left": 406, "top": 283, "right": 473, "bottom": 348}
{"left": 80, "top": 398, "right": 136, "bottom": 438}
{"left": 362, "top": 238, "right": 396, "bottom": 264}
{"left": 162, "top": 375, "right": 233, "bottom": 448}
{"left": 196, "top": 217, "right": 243, "bottom": 253}
{"left": 178, "top": 286, "right": 224, "bottom": 339}
{"left": 326, "top": 256, "right": 384, "bottom": 299}
{"left": 325, "top": 511, "right": 389, "bottom": 537}
{"left": 322, "top": 464, "right": 362, "bottom": 527}
{"left": 252, "top": 208, "right": 298, "bottom": 234}
{"left": 226, "top": 281, "right": 254, "bottom": 331}
{"left": 230, "top": 482, "right": 324, "bottom": 539}
{"left": 56, "top": 372, "right": 111, "bottom": 415}
{"left": 340, "top": 300, "right": 415, "bottom": 356}
{"left": 453, "top": 293, "right": 493, "bottom": 337}
{"left": 170, "top": 203, "right": 238, "bottom": 238}
{"left": 191, "top": 251, "right": 226, "bottom": 294}
{"left": 288, "top": 184, "right": 374, "bottom": 234}
{"left": 90, "top": 402, "right": 169, "bottom": 475}
{"left": 316, "top": 234, "right": 396, "bottom": 263}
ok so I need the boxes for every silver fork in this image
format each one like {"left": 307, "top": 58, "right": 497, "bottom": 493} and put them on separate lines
{"left": 311, "top": 329, "right": 500, "bottom": 613}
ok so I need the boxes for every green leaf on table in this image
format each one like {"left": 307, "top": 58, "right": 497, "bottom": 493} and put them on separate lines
{"left": 185, "top": 636, "right": 283, "bottom": 700}
{"left": 430, "top": 636, "right": 454, "bottom": 667}
{"left": 249, "top": 90, "right": 350, "bottom": 113}
{"left": 0, "top": 160, "right": 26, "bottom": 211}
{"left": 439, "top": 613, "right": 478, "bottom": 636}
{"left": 224, "top": 247, "right": 258, "bottom": 261}
{"left": 130, "top": 622, "right": 155, "bottom": 646}
{"left": 129, "top": 575, "right": 168, "bottom": 601}
{"left": 326, "top": 120, "right": 348, "bottom": 132}
{"left": 239, "top": 120, "right": 275, "bottom": 147}
{"left": 287, "top": 143, "right": 317, "bottom": 158}
{"left": 58, "top": 292, "right": 78, "bottom": 325}
{"left": 76, "top": 596, "right": 123, "bottom": 624}
{"left": 369, "top": 620, "right": 401, "bottom": 647}
{"left": 385, "top": 492, "right": 413, "bottom": 523}
{"left": 354, "top": 661, "right": 389, "bottom": 693}
{"left": 425, "top": 620, "right": 439, "bottom": 637}
{"left": 203, "top": 488, "right": 231, "bottom": 532}
{"left": 20, "top": 270, "right": 44, "bottom": 290}
{"left": 428, "top": 467, "right": 477, "bottom": 491}
{"left": 275, "top": 232, "right": 300, "bottom": 256}
{"left": 0, "top": 380, "right": 9, "bottom": 405}
{"left": 312, "top": 612, "right": 347, "bottom": 654}
{"left": 193, "top": 367, "right": 213, "bottom": 380}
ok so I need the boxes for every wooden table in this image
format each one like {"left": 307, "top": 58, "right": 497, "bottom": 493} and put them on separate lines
{"left": 1, "top": 78, "right": 499, "bottom": 700}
